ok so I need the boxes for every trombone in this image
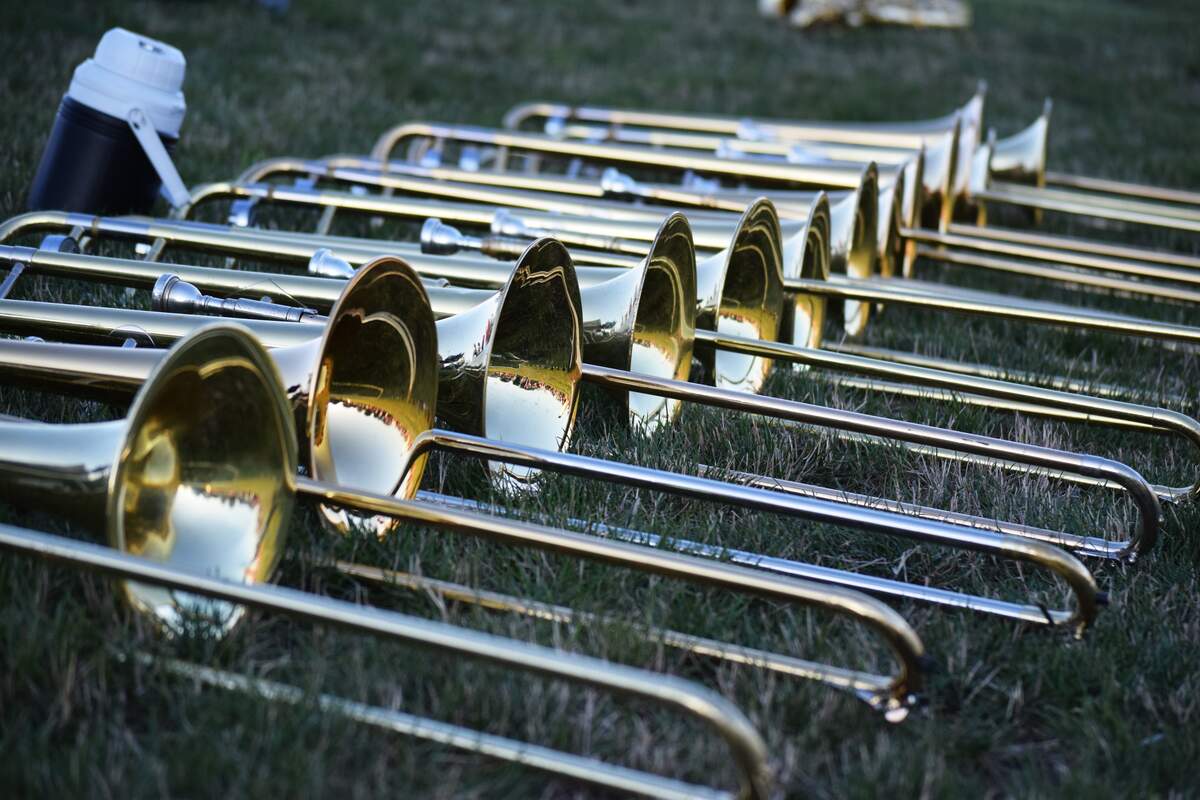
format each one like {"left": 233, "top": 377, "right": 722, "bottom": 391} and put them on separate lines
{"left": 0, "top": 314, "right": 951, "bottom": 718}
{"left": 0, "top": 240, "right": 1112, "bottom": 630}
{"left": 224, "top": 151, "right": 1200, "bottom": 404}
{"left": 978, "top": 102, "right": 1200, "bottom": 232}
{"left": 0, "top": 213, "right": 1171, "bottom": 558}
{"left": 500, "top": 84, "right": 986, "bottom": 152}
{"left": 180, "top": 167, "right": 1200, "bottom": 347}
{"left": 113, "top": 182, "right": 1200, "bottom": 505}
{"left": 0, "top": 324, "right": 782, "bottom": 798}
{"left": 234, "top": 150, "right": 1200, "bottom": 314}
{"left": 500, "top": 89, "right": 1200, "bottom": 234}
{"left": 346, "top": 107, "right": 1200, "bottom": 303}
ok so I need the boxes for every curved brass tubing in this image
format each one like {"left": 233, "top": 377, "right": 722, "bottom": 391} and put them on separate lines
{"left": 0, "top": 213, "right": 1184, "bottom": 540}
{"left": 984, "top": 100, "right": 1200, "bottom": 228}
{"left": 3, "top": 517, "right": 778, "bottom": 800}
{"left": 0, "top": 326, "right": 787, "bottom": 796}
{"left": 0, "top": 297, "right": 1108, "bottom": 637}
{"left": 0, "top": 234, "right": 1109, "bottom": 636}
{"left": 171, "top": 177, "right": 1200, "bottom": 351}
{"left": 0, "top": 320, "right": 937, "bottom": 731}
{"left": 367, "top": 122, "right": 876, "bottom": 191}
{"left": 130, "top": 234, "right": 1155, "bottom": 564}
{"left": 0, "top": 222, "right": 1123, "bottom": 636}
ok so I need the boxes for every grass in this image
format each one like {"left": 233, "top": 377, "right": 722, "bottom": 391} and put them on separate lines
{"left": 2, "top": 0, "right": 1200, "bottom": 797}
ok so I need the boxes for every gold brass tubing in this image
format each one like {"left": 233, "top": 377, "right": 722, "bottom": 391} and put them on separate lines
{"left": 513, "top": 120, "right": 952, "bottom": 232}
{"left": 183, "top": 178, "right": 1200, "bottom": 335}
{"left": 0, "top": 330, "right": 933, "bottom": 719}
{"left": 688, "top": 465, "right": 1099, "bottom": 556}
{"left": 975, "top": 183, "right": 1200, "bottom": 234}
{"left": 0, "top": 523, "right": 769, "bottom": 800}
{"left": 379, "top": 423, "right": 1107, "bottom": 636}
{"left": 912, "top": 247, "right": 1200, "bottom": 306}
{"left": 296, "top": 475, "right": 930, "bottom": 718}
{"left": 5, "top": 234, "right": 1160, "bottom": 564}
{"left": 499, "top": 84, "right": 986, "bottom": 148}
{"left": 580, "top": 360, "right": 1158, "bottom": 562}
{"left": 152, "top": 656, "right": 737, "bottom": 800}
{"left": 335, "top": 560, "right": 903, "bottom": 685}
{"left": 1, "top": 226, "right": 1186, "bottom": 528}
{"left": 214, "top": 183, "right": 1200, "bottom": 347}
{"left": 791, "top": 275, "right": 1200, "bottom": 347}
{"left": 239, "top": 155, "right": 743, "bottom": 213}
{"left": 796, "top": 378, "right": 1187, "bottom": 503}
{"left": 179, "top": 180, "right": 810, "bottom": 257}
{"left": 4, "top": 214, "right": 1190, "bottom": 473}
{"left": 498, "top": 92, "right": 1186, "bottom": 231}
{"left": 496, "top": 90, "right": 978, "bottom": 218}
{"left": 906, "top": 228, "right": 1200, "bottom": 287}
{"left": 187, "top": 177, "right": 682, "bottom": 227}
{"left": 1043, "top": 171, "right": 1200, "bottom": 209}
{"left": 0, "top": 231, "right": 1118, "bottom": 628}
{"left": 0, "top": 279, "right": 1151, "bottom": 574}
{"left": 546, "top": 121, "right": 917, "bottom": 165}
{"left": 3, "top": 214, "right": 1194, "bottom": 465}
{"left": 695, "top": 322, "right": 1200, "bottom": 500}
{"left": 367, "top": 123, "right": 872, "bottom": 190}
{"left": 827, "top": 342, "right": 1178, "bottom": 402}
{"left": 233, "top": 153, "right": 912, "bottom": 282}
{"left": 996, "top": 183, "right": 1200, "bottom": 224}
{"left": 0, "top": 297, "right": 1106, "bottom": 631}
{"left": 411, "top": 489, "right": 1094, "bottom": 627}
{"left": 945, "top": 224, "right": 1200, "bottom": 271}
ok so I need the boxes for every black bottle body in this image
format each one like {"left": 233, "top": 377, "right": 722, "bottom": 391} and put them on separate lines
{"left": 27, "top": 96, "right": 177, "bottom": 215}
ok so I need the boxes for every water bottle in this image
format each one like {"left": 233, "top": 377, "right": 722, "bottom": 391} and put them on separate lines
{"left": 27, "top": 27, "right": 189, "bottom": 215}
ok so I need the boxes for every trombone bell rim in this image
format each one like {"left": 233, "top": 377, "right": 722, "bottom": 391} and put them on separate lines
{"left": 109, "top": 323, "right": 298, "bottom": 629}
{"left": 306, "top": 255, "right": 440, "bottom": 534}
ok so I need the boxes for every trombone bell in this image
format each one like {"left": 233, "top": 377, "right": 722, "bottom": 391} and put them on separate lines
{"left": 0, "top": 324, "right": 298, "bottom": 631}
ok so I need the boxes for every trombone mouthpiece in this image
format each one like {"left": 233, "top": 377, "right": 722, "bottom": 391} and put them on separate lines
{"left": 420, "top": 217, "right": 473, "bottom": 255}
{"left": 154, "top": 273, "right": 319, "bottom": 323}
{"left": 308, "top": 247, "right": 357, "bottom": 279}
{"left": 153, "top": 273, "right": 205, "bottom": 313}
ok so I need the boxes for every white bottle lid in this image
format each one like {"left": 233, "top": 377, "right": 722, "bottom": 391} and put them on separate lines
{"left": 66, "top": 28, "right": 186, "bottom": 137}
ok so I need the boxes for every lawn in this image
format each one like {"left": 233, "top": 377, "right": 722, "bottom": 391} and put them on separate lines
{"left": 1, "top": 0, "right": 1199, "bottom": 797}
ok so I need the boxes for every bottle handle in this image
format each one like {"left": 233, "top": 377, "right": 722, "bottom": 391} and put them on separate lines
{"left": 127, "top": 107, "right": 189, "bottom": 209}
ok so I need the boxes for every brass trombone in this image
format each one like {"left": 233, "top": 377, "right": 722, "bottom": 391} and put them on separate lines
{"left": 497, "top": 92, "right": 1200, "bottom": 257}
{"left": 1, "top": 207, "right": 1189, "bottom": 516}
{"left": 0, "top": 306, "right": 952, "bottom": 718}
{"left": 233, "top": 151, "right": 1200, "bottom": 318}
{"left": 125, "top": 181, "right": 1200, "bottom": 503}
{"left": 205, "top": 151, "right": 1200, "bottom": 339}
{"left": 978, "top": 101, "right": 1200, "bottom": 232}
{"left": 498, "top": 85, "right": 978, "bottom": 234}
{"left": 499, "top": 84, "right": 985, "bottom": 154}
{"left": 0, "top": 206, "right": 1171, "bottom": 520}
{"left": 0, "top": 239, "right": 1113, "bottom": 630}
{"left": 227, "top": 149, "right": 1200, "bottom": 406}
{"left": 0, "top": 324, "right": 783, "bottom": 798}
{"left": 501, "top": 88, "right": 1200, "bottom": 230}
